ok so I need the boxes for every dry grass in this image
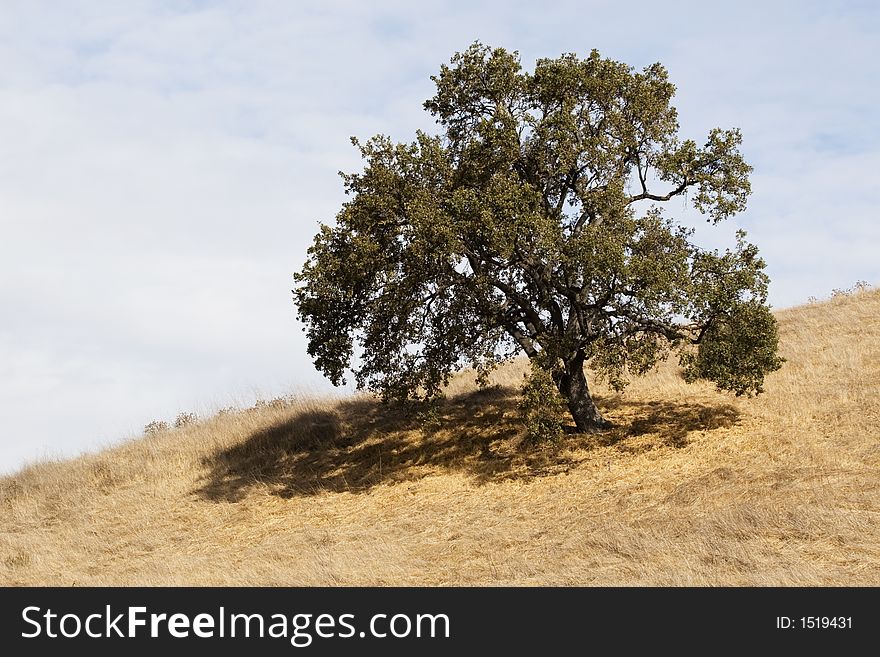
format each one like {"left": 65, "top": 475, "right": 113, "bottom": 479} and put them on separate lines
{"left": 2, "top": 289, "right": 879, "bottom": 586}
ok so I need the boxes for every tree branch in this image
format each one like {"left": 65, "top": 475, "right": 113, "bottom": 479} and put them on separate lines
{"left": 627, "top": 179, "right": 688, "bottom": 204}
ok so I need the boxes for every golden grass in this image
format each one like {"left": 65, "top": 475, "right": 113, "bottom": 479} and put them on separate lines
{"left": 2, "top": 289, "right": 879, "bottom": 585}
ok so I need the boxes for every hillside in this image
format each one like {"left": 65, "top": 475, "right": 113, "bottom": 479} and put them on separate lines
{"left": 2, "top": 289, "right": 879, "bottom": 586}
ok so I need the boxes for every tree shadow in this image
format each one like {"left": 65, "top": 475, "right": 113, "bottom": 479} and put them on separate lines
{"left": 194, "top": 388, "right": 741, "bottom": 502}
{"left": 596, "top": 396, "right": 741, "bottom": 451}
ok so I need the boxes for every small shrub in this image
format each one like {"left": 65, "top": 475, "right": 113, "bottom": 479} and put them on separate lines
{"left": 416, "top": 400, "right": 444, "bottom": 436}
{"left": 144, "top": 420, "right": 169, "bottom": 435}
{"left": 173, "top": 412, "right": 198, "bottom": 428}
{"left": 519, "top": 360, "right": 566, "bottom": 443}
{"left": 831, "top": 280, "right": 871, "bottom": 298}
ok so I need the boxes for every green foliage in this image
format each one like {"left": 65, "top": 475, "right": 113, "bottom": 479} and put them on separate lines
{"left": 293, "top": 42, "right": 782, "bottom": 425}
{"left": 416, "top": 398, "right": 444, "bottom": 436}
{"left": 519, "top": 360, "right": 566, "bottom": 442}
{"left": 680, "top": 301, "right": 784, "bottom": 395}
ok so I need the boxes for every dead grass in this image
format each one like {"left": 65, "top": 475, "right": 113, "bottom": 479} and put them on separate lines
{"left": 2, "top": 289, "right": 879, "bottom": 585}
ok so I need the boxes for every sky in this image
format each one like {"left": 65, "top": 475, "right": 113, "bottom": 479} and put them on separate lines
{"left": 1, "top": 1, "right": 878, "bottom": 472}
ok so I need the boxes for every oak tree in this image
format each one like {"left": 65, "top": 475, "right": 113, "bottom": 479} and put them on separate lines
{"left": 294, "top": 43, "right": 783, "bottom": 432}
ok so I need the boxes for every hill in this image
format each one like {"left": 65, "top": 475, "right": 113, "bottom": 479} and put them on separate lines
{"left": 2, "top": 289, "right": 879, "bottom": 585}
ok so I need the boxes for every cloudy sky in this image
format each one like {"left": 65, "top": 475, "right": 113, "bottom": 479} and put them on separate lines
{"left": 1, "top": 1, "right": 877, "bottom": 472}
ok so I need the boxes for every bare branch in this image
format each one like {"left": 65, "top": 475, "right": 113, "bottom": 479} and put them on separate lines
{"left": 627, "top": 179, "right": 689, "bottom": 204}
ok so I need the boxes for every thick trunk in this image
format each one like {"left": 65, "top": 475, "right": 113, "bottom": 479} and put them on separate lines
{"left": 555, "top": 352, "right": 612, "bottom": 432}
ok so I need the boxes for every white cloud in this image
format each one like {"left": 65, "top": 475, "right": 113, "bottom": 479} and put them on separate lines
{"left": 1, "top": 0, "right": 878, "bottom": 471}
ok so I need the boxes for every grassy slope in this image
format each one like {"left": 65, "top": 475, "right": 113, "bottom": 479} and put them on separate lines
{"left": 2, "top": 289, "right": 879, "bottom": 585}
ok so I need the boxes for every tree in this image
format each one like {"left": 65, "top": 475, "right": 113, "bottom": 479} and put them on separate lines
{"left": 293, "top": 42, "right": 783, "bottom": 433}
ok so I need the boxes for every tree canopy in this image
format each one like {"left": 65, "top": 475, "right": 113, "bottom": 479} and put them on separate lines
{"left": 293, "top": 42, "right": 783, "bottom": 432}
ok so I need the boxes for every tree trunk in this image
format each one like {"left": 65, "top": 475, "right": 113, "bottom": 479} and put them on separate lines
{"left": 555, "top": 351, "right": 612, "bottom": 432}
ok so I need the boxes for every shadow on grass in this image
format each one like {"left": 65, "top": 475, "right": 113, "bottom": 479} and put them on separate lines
{"left": 597, "top": 396, "right": 741, "bottom": 450}
{"left": 194, "top": 387, "right": 740, "bottom": 502}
